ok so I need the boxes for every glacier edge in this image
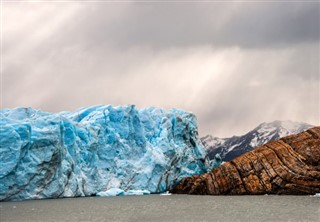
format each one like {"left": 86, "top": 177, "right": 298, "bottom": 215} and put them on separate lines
{"left": 0, "top": 105, "right": 214, "bottom": 201}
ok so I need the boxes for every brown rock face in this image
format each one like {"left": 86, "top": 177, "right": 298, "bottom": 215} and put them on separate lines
{"left": 171, "top": 127, "right": 320, "bottom": 195}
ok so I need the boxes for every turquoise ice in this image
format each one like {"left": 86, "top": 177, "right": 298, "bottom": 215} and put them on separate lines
{"left": 0, "top": 105, "right": 216, "bottom": 201}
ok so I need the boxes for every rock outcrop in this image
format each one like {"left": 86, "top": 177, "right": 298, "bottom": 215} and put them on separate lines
{"left": 172, "top": 127, "right": 320, "bottom": 195}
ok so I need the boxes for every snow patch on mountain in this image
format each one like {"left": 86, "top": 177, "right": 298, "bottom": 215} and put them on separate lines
{"left": 201, "top": 135, "right": 226, "bottom": 148}
{"left": 202, "top": 120, "right": 313, "bottom": 162}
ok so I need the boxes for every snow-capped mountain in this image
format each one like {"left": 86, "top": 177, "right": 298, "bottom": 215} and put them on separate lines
{"left": 202, "top": 120, "right": 314, "bottom": 162}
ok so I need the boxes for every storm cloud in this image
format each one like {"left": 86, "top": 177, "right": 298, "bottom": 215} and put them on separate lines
{"left": 2, "top": 1, "right": 319, "bottom": 137}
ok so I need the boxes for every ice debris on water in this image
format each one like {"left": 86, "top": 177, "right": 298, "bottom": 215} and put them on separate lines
{"left": 124, "top": 189, "right": 151, "bottom": 196}
{"left": 313, "top": 193, "right": 320, "bottom": 197}
{"left": 96, "top": 188, "right": 124, "bottom": 197}
{"left": 96, "top": 188, "right": 150, "bottom": 197}
{"left": 160, "top": 191, "right": 172, "bottom": 196}
{"left": 0, "top": 105, "right": 217, "bottom": 201}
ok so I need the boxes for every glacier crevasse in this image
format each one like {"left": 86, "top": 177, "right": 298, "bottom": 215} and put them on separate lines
{"left": 0, "top": 105, "right": 212, "bottom": 201}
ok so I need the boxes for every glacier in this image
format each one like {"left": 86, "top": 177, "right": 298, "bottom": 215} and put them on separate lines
{"left": 0, "top": 105, "right": 214, "bottom": 201}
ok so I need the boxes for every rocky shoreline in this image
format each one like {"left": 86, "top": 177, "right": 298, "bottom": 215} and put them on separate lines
{"left": 171, "top": 127, "right": 320, "bottom": 195}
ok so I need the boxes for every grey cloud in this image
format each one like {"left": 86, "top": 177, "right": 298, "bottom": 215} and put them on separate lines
{"left": 8, "top": 2, "right": 318, "bottom": 53}
{"left": 195, "top": 44, "right": 319, "bottom": 136}
{"left": 2, "top": 2, "right": 319, "bottom": 137}
{"left": 219, "top": 2, "right": 319, "bottom": 48}
{"left": 47, "top": 2, "right": 320, "bottom": 49}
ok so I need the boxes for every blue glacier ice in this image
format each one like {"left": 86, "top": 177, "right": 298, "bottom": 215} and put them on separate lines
{"left": 96, "top": 188, "right": 150, "bottom": 197}
{"left": 96, "top": 188, "right": 125, "bottom": 197}
{"left": 0, "top": 105, "right": 216, "bottom": 201}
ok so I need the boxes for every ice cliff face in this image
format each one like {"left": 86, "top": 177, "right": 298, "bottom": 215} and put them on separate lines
{"left": 0, "top": 105, "right": 210, "bottom": 201}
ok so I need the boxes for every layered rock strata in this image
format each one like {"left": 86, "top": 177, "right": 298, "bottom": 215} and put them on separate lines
{"left": 172, "top": 127, "right": 320, "bottom": 195}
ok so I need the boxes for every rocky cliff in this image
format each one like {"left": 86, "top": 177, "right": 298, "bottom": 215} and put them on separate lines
{"left": 172, "top": 127, "right": 320, "bottom": 195}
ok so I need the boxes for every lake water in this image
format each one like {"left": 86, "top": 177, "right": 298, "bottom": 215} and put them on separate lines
{"left": 1, "top": 195, "right": 319, "bottom": 222}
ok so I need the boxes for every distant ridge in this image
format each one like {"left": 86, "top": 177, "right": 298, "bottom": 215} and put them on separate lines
{"left": 201, "top": 120, "right": 313, "bottom": 162}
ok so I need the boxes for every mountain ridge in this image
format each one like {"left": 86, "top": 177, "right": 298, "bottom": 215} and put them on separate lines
{"left": 202, "top": 120, "right": 313, "bottom": 162}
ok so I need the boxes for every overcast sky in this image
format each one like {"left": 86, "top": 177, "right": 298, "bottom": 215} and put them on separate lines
{"left": 2, "top": 1, "right": 319, "bottom": 137}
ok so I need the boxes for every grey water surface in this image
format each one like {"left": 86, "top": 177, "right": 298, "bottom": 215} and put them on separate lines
{"left": 1, "top": 195, "right": 319, "bottom": 222}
